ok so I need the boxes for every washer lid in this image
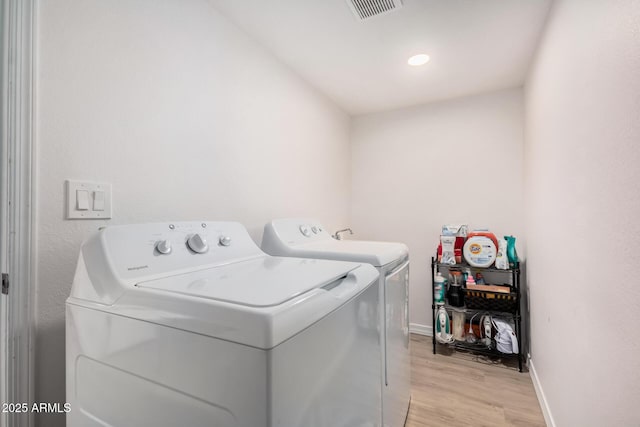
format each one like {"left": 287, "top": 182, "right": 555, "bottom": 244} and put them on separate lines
{"left": 137, "top": 256, "right": 357, "bottom": 307}
{"left": 67, "top": 221, "right": 381, "bottom": 349}
{"left": 84, "top": 257, "right": 379, "bottom": 349}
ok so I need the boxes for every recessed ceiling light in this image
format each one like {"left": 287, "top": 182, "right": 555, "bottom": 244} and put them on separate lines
{"left": 408, "top": 54, "right": 430, "bottom": 66}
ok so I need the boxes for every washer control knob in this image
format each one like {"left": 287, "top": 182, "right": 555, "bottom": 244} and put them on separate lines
{"left": 311, "top": 226, "right": 318, "bottom": 234}
{"left": 219, "top": 235, "right": 232, "bottom": 247}
{"left": 156, "top": 239, "right": 172, "bottom": 255}
{"left": 299, "top": 225, "right": 311, "bottom": 237}
{"left": 187, "top": 234, "right": 209, "bottom": 254}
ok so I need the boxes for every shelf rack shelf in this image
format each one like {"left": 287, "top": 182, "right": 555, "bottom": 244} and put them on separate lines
{"left": 431, "top": 257, "right": 524, "bottom": 372}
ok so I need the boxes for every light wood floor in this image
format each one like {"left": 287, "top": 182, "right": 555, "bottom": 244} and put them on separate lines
{"left": 405, "top": 334, "right": 545, "bottom": 427}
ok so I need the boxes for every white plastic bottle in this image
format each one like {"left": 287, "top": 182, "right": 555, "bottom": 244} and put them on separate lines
{"left": 495, "top": 237, "right": 509, "bottom": 270}
{"left": 434, "top": 272, "right": 446, "bottom": 304}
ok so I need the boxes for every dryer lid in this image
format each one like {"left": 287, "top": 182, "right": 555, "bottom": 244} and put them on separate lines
{"left": 294, "top": 240, "right": 408, "bottom": 267}
{"left": 261, "top": 218, "right": 408, "bottom": 267}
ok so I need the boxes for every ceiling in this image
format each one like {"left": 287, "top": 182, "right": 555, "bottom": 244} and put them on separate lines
{"left": 208, "top": 0, "right": 552, "bottom": 115}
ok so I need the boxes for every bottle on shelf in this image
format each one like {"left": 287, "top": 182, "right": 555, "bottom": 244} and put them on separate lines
{"left": 448, "top": 273, "right": 464, "bottom": 307}
{"left": 466, "top": 273, "right": 476, "bottom": 286}
{"left": 434, "top": 272, "right": 446, "bottom": 304}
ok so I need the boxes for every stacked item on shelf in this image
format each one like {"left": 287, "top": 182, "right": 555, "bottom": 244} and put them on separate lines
{"left": 437, "top": 224, "right": 467, "bottom": 265}
{"left": 437, "top": 224, "right": 519, "bottom": 269}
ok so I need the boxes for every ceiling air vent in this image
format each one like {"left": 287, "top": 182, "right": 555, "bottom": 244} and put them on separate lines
{"left": 346, "top": 0, "right": 403, "bottom": 21}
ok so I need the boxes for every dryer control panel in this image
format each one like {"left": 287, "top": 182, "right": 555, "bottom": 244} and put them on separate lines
{"left": 265, "top": 218, "right": 333, "bottom": 247}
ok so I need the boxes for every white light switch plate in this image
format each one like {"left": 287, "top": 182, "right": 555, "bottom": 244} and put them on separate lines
{"left": 66, "top": 180, "right": 112, "bottom": 219}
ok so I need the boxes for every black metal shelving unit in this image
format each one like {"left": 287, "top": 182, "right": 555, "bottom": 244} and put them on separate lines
{"left": 431, "top": 257, "right": 523, "bottom": 372}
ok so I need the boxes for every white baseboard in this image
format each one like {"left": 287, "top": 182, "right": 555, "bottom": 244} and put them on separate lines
{"left": 409, "top": 323, "right": 432, "bottom": 336}
{"left": 528, "top": 355, "right": 555, "bottom": 427}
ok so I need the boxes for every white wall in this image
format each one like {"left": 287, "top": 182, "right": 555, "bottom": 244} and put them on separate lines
{"left": 351, "top": 88, "right": 524, "bottom": 330}
{"left": 524, "top": 1, "right": 640, "bottom": 426}
{"left": 35, "top": 1, "right": 350, "bottom": 426}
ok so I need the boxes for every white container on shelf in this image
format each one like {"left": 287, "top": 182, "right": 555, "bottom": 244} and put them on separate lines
{"left": 463, "top": 236, "right": 497, "bottom": 267}
{"left": 452, "top": 309, "right": 466, "bottom": 341}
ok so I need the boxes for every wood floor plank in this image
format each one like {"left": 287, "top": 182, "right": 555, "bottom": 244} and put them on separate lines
{"left": 406, "top": 334, "right": 545, "bottom": 427}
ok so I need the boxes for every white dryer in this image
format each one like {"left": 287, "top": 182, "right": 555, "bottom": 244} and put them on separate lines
{"left": 262, "top": 219, "right": 411, "bottom": 427}
{"left": 66, "top": 221, "right": 381, "bottom": 427}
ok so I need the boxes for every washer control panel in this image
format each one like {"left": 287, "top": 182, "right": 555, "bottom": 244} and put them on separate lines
{"left": 90, "top": 222, "right": 264, "bottom": 282}
{"left": 155, "top": 239, "right": 172, "bottom": 255}
{"left": 187, "top": 233, "right": 209, "bottom": 254}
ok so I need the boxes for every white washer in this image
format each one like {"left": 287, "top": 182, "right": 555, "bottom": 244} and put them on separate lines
{"left": 66, "top": 221, "right": 381, "bottom": 427}
{"left": 262, "top": 219, "right": 411, "bottom": 427}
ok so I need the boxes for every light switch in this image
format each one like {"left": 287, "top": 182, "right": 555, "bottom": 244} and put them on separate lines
{"left": 93, "top": 190, "right": 105, "bottom": 211}
{"left": 76, "top": 190, "right": 89, "bottom": 210}
{"left": 66, "top": 180, "right": 112, "bottom": 219}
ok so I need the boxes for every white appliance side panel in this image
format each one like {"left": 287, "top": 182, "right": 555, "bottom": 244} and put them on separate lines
{"left": 383, "top": 261, "right": 411, "bottom": 427}
{"left": 270, "top": 282, "right": 382, "bottom": 427}
{"left": 75, "top": 356, "right": 236, "bottom": 426}
{"left": 66, "top": 305, "right": 267, "bottom": 427}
